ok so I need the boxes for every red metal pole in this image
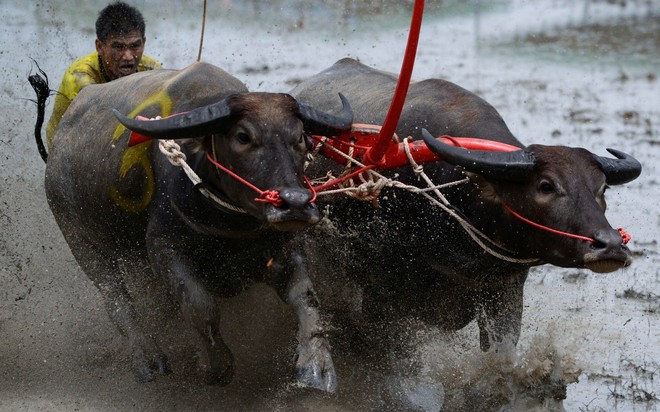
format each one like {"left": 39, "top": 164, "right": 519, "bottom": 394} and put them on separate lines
{"left": 362, "top": 0, "right": 424, "bottom": 166}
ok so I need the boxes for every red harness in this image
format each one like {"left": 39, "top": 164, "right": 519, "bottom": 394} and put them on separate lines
{"left": 503, "top": 203, "right": 631, "bottom": 244}
{"left": 205, "top": 153, "right": 317, "bottom": 208}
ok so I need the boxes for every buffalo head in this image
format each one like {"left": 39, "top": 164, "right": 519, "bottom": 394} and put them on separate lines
{"left": 115, "top": 92, "right": 353, "bottom": 231}
{"left": 422, "top": 129, "right": 642, "bottom": 272}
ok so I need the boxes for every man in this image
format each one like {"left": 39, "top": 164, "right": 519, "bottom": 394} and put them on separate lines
{"left": 46, "top": 1, "right": 162, "bottom": 146}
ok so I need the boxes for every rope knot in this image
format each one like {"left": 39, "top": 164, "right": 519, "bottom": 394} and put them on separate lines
{"left": 256, "top": 190, "right": 284, "bottom": 207}
{"left": 618, "top": 228, "right": 631, "bottom": 244}
{"left": 159, "top": 140, "right": 186, "bottom": 166}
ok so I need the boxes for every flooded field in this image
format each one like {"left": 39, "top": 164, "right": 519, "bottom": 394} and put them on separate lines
{"left": 1, "top": 0, "right": 658, "bottom": 410}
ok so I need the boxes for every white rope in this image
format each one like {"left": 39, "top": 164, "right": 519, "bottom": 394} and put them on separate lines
{"left": 400, "top": 137, "right": 539, "bottom": 264}
{"left": 304, "top": 136, "right": 327, "bottom": 171}
{"left": 158, "top": 140, "right": 248, "bottom": 214}
{"left": 309, "top": 136, "right": 539, "bottom": 265}
{"left": 157, "top": 132, "right": 538, "bottom": 264}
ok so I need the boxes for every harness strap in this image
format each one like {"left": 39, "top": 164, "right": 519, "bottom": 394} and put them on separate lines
{"left": 205, "top": 152, "right": 317, "bottom": 208}
{"left": 205, "top": 153, "right": 284, "bottom": 207}
{"left": 158, "top": 140, "right": 248, "bottom": 214}
{"left": 503, "top": 203, "right": 631, "bottom": 245}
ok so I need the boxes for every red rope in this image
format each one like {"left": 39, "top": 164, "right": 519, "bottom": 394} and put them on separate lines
{"left": 305, "top": 176, "right": 318, "bottom": 204}
{"left": 256, "top": 190, "right": 284, "bottom": 207}
{"left": 205, "top": 153, "right": 284, "bottom": 207}
{"left": 503, "top": 203, "right": 596, "bottom": 242}
{"left": 618, "top": 228, "right": 632, "bottom": 244}
{"left": 205, "top": 153, "right": 319, "bottom": 208}
{"left": 504, "top": 203, "right": 631, "bottom": 244}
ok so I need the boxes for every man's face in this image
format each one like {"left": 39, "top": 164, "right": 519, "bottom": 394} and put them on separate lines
{"left": 95, "top": 31, "right": 146, "bottom": 80}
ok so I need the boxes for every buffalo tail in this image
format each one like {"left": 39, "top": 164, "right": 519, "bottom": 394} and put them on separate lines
{"left": 28, "top": 60, "right": 50, "bottom": 163}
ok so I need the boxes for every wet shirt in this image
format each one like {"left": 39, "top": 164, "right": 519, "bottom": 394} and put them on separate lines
{"left": 46, "top": 51, "right": 161, "bottom": 146}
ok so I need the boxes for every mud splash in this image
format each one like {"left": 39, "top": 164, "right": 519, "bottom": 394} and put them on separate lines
{"left": 414, "top": 330, "right": 581, "bottom": 410}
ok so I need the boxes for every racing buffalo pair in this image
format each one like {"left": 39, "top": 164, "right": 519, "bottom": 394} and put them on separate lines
{"left": 32, "top": 58, "right": 640, "bottom": 401}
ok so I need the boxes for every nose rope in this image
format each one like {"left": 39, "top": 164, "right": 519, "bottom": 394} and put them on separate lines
{"left": 503, "top": 203, "right": 631, "bottom": 245}
{"left": 618, "top": 228, "right": 631, "bottom": 244}
{"left": 205, "top": 153, "right": 283, "bottom": 207}
{"left": 256, "top": 191, "right": 284, "bottom": 207}
{"left": 306, "top": 176, "right": 318, "bottom": 204}
{"left": 205, "top": 153, "right": 316, "bottom": 208}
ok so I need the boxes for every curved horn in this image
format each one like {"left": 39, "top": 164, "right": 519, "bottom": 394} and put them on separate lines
{"left": 112, "top": 97, "right": 233, "bottom": 140}
{"left": 297, "top": 93, "right": 353, "bottom": 136}
{"left": 593, "top": 148, "right": 642, "bottom": 185}
{"left": 421, "top": 128, "right": 536, "bottom": 182}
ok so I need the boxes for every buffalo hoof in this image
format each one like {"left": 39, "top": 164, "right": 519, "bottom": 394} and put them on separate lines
{"left": 133, "top": 353, "right": 172, "bottom": 383}
{"left": 385, "top": 375, "right": 445, "bottom": 412}
{"left": 294, "top": 335, "right": 337, "bottom": 393}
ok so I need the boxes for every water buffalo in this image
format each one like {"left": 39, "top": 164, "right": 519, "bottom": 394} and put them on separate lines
{"left": 31, "top": 61, "right": 353, "bottom": 392}
{"left": 290, "top": 58, "right": 641, "bottom": 406}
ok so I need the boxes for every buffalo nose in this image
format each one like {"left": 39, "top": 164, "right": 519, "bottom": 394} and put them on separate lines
{"left": 591, "top": 228, "right": 626, "bottom": 250}
{"left": 278, "top": 188, "right": 314, "bottom": 209}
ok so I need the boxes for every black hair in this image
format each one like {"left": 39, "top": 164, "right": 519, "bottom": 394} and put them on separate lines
{"left": 95, "top": 2, "right": 146, "bottom": 42}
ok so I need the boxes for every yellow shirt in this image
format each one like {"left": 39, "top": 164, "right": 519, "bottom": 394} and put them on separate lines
{"left": 46, "top": 51, "right": 162, "bottom": 147}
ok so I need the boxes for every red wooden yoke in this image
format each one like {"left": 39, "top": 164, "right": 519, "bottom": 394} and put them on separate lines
{"left": 311, "top": 123, "right": 519, "bottom": 172}
{"left": 311, "top": 0, "right": 518, "bottom": 174}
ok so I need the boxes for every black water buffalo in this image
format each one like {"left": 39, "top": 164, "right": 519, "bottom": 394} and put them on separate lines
{"left": 32, "top": 62, "right": 353, "bottom": 392}
{"left": 290, "top": 58, "right": 641, "bottom": 405}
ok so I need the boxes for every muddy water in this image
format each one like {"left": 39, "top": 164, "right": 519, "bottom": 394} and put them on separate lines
{"left": 1, "top": 1, "right": 658, "bottom": 411}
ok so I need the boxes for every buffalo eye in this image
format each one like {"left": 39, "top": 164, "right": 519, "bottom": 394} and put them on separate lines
{"left": 538, "top": 181, "right": 555, "bottom": 194}
{"left": 235, "top": 132, "right": 251, "bottom": 145}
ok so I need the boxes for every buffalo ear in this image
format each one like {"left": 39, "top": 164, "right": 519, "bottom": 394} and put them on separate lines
{"left": 465, "top": 171, "right": 501, "bottom": 203}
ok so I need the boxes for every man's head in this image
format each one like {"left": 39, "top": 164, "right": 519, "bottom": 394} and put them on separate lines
{"left": 95, "top": 2, "right": 147, "bottom": 80}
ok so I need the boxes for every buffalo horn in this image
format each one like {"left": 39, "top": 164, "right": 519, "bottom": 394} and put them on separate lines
{"left": 112, "top": 98, "right": 233, "bottom": 140}
{"left": 593, "top": 148, "right": 642, "bottom": 185}
{"left": 297, "top": 93, "right": 353, "bottom": 137}
{"left": 421, "top": 128, "right": 536, "bottom": 182}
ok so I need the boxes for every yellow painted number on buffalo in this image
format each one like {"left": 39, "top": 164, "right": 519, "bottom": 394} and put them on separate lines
{"left": 109, "top": 90, "right": 173, "bottom": 213}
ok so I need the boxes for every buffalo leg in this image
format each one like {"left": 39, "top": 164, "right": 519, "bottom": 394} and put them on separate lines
{"left": 268, "top": 249, "right": 337, "bottom": 393}
{"left": 146, "top": 237, "right": 234, "bottom": 385}
{"left": 68, "top": 244, "right": 170, "bottom": 381}
{"left": 476, "top": 271, "right": 527, "bottom": 351}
